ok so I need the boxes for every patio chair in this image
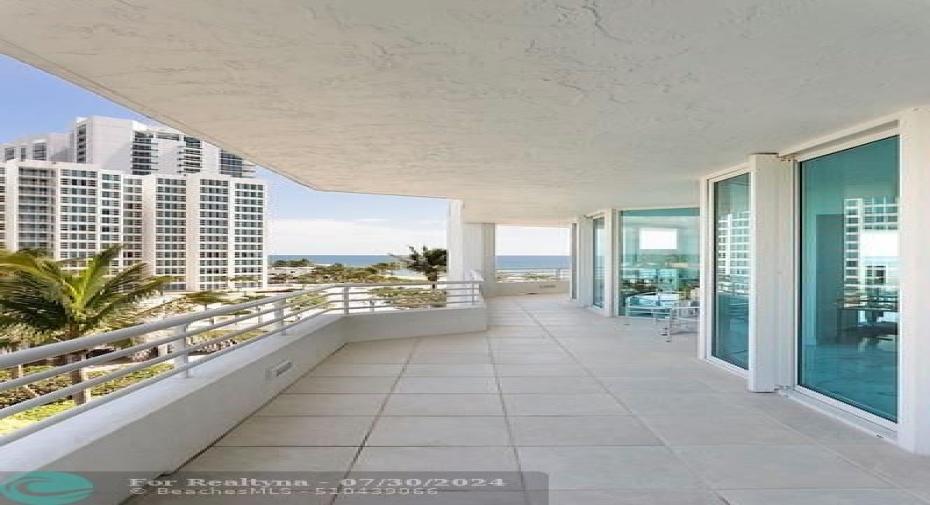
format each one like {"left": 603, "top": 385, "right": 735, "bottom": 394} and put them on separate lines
{"left": 624, "top": 291, "right": 682, "bottom": 318}
{"left": 655, "top": 300, "right": 700, "bottom": 342}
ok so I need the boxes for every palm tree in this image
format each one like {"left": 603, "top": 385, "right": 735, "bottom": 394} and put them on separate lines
{"left": 391, "top": 246, "right": 447, "bottom": 287}
{"left": 0, "top": 245, "right": 171, "bottom": 405}
{"left": 180, "top": 290, "right": 229, "bottom": 325}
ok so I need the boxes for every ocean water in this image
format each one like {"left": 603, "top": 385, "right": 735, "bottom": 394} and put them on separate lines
{"left": 269, "top": 254, "right": 569, "bottom": 269}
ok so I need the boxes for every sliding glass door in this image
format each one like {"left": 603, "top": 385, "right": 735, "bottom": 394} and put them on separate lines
{"left": 712, "top": 174, "right": 751, "bottom": 369}
{"left": 798, "top": 136, "right": 899, "bottom": 421}
{"left": 618, "top": 209, "right": 700, "bottom": 315}
{"left": 592, "top": 217, "right": 606, "bottom": 308}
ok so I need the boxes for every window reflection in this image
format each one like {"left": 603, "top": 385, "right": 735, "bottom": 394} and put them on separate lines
{"left": 619, "top": 209, "right": 700, "bottom": 316}
{"left": 713, "top": 174, "right": 751, "bottom": 368}
{"left": 592, "top": 217, "right": 606, "bottom": 308}
{"left": 799, "top": 136, "right": 899, "bottom": 421}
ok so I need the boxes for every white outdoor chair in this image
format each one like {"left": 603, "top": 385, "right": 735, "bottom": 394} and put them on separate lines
{"left": 654, "top": 300, "right": 700, "bottom": 342}
{"left": 624, "top": 291, "right": 682, "bottom": 318}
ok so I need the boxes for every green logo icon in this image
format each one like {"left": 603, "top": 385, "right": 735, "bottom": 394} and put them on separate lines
{"left": 0, "top": 472, "right": 93, "bottom": 505}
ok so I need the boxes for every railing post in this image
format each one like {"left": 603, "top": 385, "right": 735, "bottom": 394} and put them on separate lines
{"left": 171, "top": 323, "right": 191, "bottom": 378}
{"left": 273, "top": 299, "right": 288, "bottom": 334}
{"left": 342, "top": 286, "right": 351, "bottom": 314}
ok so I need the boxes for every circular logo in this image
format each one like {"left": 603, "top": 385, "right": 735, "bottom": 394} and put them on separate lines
{"left": 0, "top": 472, "right": 94, "bottom": 505}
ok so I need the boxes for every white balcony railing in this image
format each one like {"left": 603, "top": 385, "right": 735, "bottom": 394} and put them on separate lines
{"left": 0, "top": 279, "right": 482, "bottom": 445}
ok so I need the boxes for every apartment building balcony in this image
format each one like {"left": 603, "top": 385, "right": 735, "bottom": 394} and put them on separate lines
{"left": 2, "top": 287, "right": 929, "bottom": 505}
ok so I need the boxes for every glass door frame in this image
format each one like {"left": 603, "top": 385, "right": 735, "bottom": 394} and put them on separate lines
{"left": 615, "top": 205, "right": 701, "bottom": 318}
{"left": 789, "top": 127, "right": 901, "bottom": 433}
{"left": 587, "top": 211, "right": 610, "bottom": 313}
{"left": 703, "top": 167, "right": 754, "bottom": 376}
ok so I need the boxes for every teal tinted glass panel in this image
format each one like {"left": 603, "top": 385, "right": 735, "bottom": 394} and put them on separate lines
{"left": 799, "top": 136, "right": 899, "bottom": 421}
{"left": 592, "top": 217, "right": 606, "bottom": 308}
{"left": 712, "top": 174, "right": 751, "bottom": 369}
{"left": 619, "top": 208, "right": 700, "bottom": 315}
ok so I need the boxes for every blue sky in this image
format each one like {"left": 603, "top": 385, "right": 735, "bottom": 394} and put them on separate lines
{"left": 0, "top": 56, "right": 568, "bottom": 255}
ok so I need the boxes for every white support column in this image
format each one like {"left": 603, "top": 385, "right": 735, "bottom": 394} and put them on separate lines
{"left": 896, "top": 109, "right": 930, "bottom": 454}
{"left": 749, "top": 154, "right": 794, "bottom": 392}
{"left": 602, "top": 210, "right": 618, "bottom": 317}
{"left": 447, "top": 200, "right": 496, "bottom": 285}
{"left": 575, "top": 215, "right": 594, "bottom": 307}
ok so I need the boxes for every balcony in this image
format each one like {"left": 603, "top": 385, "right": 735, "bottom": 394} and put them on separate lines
{"left": 3, "top": 288, "right": 928, "bottom": 504}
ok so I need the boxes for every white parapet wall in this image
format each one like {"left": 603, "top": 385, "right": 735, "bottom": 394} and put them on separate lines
{"left": 344, "top": 305, "right": 487, "bottom": 342}
{"left": 0, "top": 304, "right": 488, "bottom": 504}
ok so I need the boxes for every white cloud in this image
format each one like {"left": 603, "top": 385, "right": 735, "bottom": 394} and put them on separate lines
{"left": 269, "top": 219, "right": 446, "bottom": 255}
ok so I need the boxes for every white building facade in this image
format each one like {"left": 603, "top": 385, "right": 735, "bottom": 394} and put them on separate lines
{"left": 1, "top": 117, "right": 266, "bottom": 291}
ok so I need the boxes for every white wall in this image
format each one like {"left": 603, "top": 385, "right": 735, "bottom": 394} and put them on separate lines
{"left": 344, "top": 305, "right": 487, "bottom": 341}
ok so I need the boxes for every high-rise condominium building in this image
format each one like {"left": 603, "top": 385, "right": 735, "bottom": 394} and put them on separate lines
{"left": 0, "top": 117, "right": 266, "bottom": 291}
{"left": 3, "top": 116, "right": 256, "bottom": 178}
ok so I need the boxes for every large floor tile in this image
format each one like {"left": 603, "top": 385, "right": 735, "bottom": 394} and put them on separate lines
{"left": 352, "top": 447, "right": 518, "bottom": 472}
{"left": 760, "top": 409, "right": 891, "bottom": 445}
{"left": 326, "top": 349, "right": 412, "bottom": 364}
{"left": 717, "top": 489, "right": 926, "bottom": 505}
{"left": 134, "top": 493, "right": 321, "bottom": 504}
{"left": 498, "top": 376, "right": 606, "bottom": 394}
{"left": 517, "top": 446, "right": 706, "bottom": 490}
{"left": 828, "top": 444, "right": 930, "bottom": 488}
{"left": 906, "top": 488, "right": 930, "bottom": 503}
{"left": 382, "top": 394, "right": 504, "bottom": 416}
{"left": 335, "top": 491, "right": 532, "bottom": 504}
{"left": 674, "top": 445, "right": 892, "bottom": 489}
{"left": 599, "top": 377, "right": 714, "bottom": 395}
{"left": 394, "top": 377, "right": 499, "bottom": 393}
{"left": 181, "top": 446, "right": 358, "bottom": 472}
{"left": 503, "top": 393, "right": 631, "bottom": 416}
{"left": 408, "top": 353, "right": 494, "bottom": 364}
{"left": 585, "top": 363, "right": 713, "bottom": 377}
{"left": 493, "top": 364, "right": 589, "bottom": 377}
{"left": 614, "top": 392, "right": 762, "bottom": 416}
{"left": 640, "top": 414, "right": 814, "bottom": 446}
{"left": 216, "top": 416, "right": 374, "bottom": 446}
{"left": 493, "top": 352, "right": 577, "bottom": 364}
{"left": 367, "top": 416, "right": 511, "bottom": 446}
{"left": 286, "top": 377, "right": 397, "bottom": 394}
{"left": 342, "top": 338, "right": 419, "bottom": 350}
{"left": 402, "top": 364, "right": 495, "bottom": 377}
{"left": 416, "top": 342, "right": 490, "bottom": 353}
{"left": 255, "top": 394, "right": 387, "bottom": 416}
{"left": 309, "top": 364, "right": 405, "bottom": 377}
{"left": 543, "top": 490, "right": 726, "bottom": 505}
{"left": 510, "top": 416, "right": 661, "bottom": 446}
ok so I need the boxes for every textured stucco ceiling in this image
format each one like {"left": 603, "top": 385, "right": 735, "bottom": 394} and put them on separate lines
{"left": 2, "top": 0, "right": 930, "bottom": 224}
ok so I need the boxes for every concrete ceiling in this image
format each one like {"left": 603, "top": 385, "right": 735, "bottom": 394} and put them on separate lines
{"left": 2, "top": 1, "right": 930, "bottom": 224}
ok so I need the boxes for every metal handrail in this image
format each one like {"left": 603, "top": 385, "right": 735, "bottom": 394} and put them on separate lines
{"left": 0, "top": 278, "right": 482, "bottom": 444}
{"left": 0, "top": 280, "right": 476, "bottom": 369}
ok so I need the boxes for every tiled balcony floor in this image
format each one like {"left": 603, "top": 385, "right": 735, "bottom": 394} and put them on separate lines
{"left": 142, "top": 295, "right": 930, "bottom": 505}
